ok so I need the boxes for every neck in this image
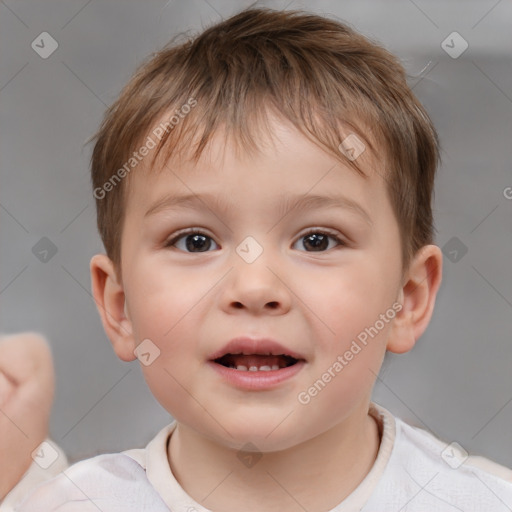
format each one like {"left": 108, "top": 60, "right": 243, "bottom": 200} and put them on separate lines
{"left": 167, "top": 404, "right": 381, "bottom": 512}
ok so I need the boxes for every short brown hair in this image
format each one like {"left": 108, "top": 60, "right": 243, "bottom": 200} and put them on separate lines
{"left": 91, "top": 7, "right": 440, "bottom": 280}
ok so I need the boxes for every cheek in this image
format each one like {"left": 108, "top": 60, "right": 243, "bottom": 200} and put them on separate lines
{"left": 127, "top": 265, "right": 205, "bottom": 340}
{"left": 133, "top": 275, "right": 204, "bottom": 414}
{"left": 125, "top": 271, "right": 205, "bottom": 415}
{"left": 299, "top": 259, "right": 396, "bottom": 347}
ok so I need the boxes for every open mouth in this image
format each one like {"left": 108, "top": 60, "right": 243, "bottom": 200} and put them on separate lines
{"left": 214, "top": 353, "right": 299, "bottom": 372}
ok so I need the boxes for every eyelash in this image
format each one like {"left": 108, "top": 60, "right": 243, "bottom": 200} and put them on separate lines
{"left": 164, "top": 228, "right": 346, "bottom": 252}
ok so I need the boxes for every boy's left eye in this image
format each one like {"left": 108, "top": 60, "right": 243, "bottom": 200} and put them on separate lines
{"left": 165, "top": 229, "right": 344, "bottom": 253}
{"left": 292, "top": 230, "right": 344, "bottom": 252}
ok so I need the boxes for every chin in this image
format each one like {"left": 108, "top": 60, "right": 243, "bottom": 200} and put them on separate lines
{"left": 211, "top": 413, "right": 305, "bottom": 452}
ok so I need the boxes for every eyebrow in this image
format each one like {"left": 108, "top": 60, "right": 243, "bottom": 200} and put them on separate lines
{"left": 144, "top": 192, "right": 372, "bottom": 225}
{"left": 278, "top": 193, "right": 372, "bottom": 226}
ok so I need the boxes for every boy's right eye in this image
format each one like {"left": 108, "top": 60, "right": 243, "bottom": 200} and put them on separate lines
{"left": 165, "top": 230, "right": 220, "bottom": 253}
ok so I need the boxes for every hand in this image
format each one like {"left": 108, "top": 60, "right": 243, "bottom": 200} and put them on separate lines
{"left": 0, "top": 333, "right": 54, "bottom": 500}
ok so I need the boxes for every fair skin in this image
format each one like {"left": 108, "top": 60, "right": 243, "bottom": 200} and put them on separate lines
{"left": 0, "top": 333, "right": 54, "bottom": 499}
{"left": 91, "top": 115, "right": 442, "bottom": 512}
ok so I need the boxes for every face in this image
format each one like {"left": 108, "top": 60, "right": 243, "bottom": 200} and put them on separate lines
{"left": 117, "top": 116, "right": 404, "bottom": 452}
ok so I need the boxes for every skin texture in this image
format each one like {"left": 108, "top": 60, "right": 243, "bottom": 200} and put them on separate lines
{"left": 91, "top": 115, "right": 442, "bottom": 512}
{"left": 0, "top": 333, "right": 54, "bottom": 499}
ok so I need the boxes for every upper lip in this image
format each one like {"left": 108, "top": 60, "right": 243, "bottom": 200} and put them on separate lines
{"left": 209, "top": 337, "right": 306, "bottom": 361}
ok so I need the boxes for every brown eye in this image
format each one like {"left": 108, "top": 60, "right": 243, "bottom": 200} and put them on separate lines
{"left": 166, "top": 231, "right": 219, "bottom": 252}
{"left": 184, "top": 234, "right": 212, "bottom": 252}
{"left": 294, "top": 230, "right": 344, "bottom": 252}
{"left": 303, "top": 233, "right": 329, "bottom": 251}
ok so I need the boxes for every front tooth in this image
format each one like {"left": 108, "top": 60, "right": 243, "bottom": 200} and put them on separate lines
{"left": 241, "top": 365, "right": 278, "bottom": 372}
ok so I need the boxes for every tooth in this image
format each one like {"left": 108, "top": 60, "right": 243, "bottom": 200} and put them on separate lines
{"left": 248, "top": 366, "right": 258, "bottom": 371}
{"left": 271, "top": 365, "right": 279, "bottom": 370}
{"left": 236, "top": 365, "right": 248, "bottom": 371}
{"left": 258, "top": 365, "right": 272, "bottom": 371}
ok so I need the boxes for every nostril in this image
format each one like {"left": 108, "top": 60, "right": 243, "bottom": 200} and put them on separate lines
{"left": 230, "top": 301, "right": 280, "bottom": 310}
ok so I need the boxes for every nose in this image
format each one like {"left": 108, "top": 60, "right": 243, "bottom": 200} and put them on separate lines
{"left": 220, "top": 253, "right": 292, "bottom": 316}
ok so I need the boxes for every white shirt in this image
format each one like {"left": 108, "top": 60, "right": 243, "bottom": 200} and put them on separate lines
{"left": 14, "top": 404, "right": 512, "bottom": 511}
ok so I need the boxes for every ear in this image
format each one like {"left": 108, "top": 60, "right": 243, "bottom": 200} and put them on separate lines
{"left": 387, "top": 244, "right": 443, "bottom": 354}
{"left": 90, "top": 254, "right": 136, "bottom": 362}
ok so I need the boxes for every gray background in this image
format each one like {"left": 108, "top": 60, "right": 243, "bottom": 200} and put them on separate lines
{"left": 1, "top": 0, "right": 511, "bottom": 467}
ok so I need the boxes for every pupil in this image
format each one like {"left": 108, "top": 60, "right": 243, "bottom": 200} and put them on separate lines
{"left": 186, "top": 234, "right": 210, "bottom": 252}
{"left": 305, "top": 233, "right": 327, "bottom": 251}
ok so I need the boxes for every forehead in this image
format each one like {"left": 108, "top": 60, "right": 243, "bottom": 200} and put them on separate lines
{"left": 124, "top": 113, "right": 389, "bottom": 220}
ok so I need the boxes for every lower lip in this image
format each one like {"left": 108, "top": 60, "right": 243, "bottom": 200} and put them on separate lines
{"left": 207, "top": 360, "right": 306, "bottom": 390}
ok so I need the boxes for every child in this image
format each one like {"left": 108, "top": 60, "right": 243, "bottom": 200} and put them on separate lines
{"left": 18, "top": 7, "right": 512, "bottom": 511}
{"left": 0, "top": 333, "right": 66, "bottom": 509}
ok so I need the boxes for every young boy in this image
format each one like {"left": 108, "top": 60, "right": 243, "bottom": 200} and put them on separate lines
{"left": 16, "top": 7, "right": 512, "bottom": 511}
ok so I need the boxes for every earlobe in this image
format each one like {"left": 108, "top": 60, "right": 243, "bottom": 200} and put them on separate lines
{"left": 387, "top": 245, "right": 443, "bottom": 354}
{"left": 90, "top": 254, "right": 136, "bottom": 362}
